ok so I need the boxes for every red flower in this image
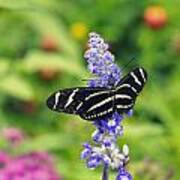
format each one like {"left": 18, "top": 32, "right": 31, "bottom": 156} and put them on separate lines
{"left": 41, "top": 36, "right": 58, "bottom": 52}
{"left": 39, "top": 68, "right": 59, "bottom": 81}
{"left": 144, "top": 5, "right": 168, "bottom": 30}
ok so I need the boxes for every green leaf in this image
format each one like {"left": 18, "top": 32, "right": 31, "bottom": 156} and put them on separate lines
{"left": 20, "top": 133, "right": 74, "bottom": 153}
{"left": 125, "top": 123, "right": 164, "bottom": 138}
{"left": 0, "top": 74, "right": 34, "bottom": 100}
{"left": 0, "top": 0, "right": 56, "bottom": 11}
{"left": 20, "top": 51, "right": 87, "bottom": 77}
{"left": 26, "top": 12, "right": 80, "bottom": 59}
{"left": 0, "top": 0, "right": 36, "bottom": 10}
{"left": 0, "top": 58, "right": 10, "bottom": 76}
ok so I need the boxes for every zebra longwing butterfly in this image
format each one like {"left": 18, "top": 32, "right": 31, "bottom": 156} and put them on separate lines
{"left": 46, "top": 67, "right": 147, "bottom": 121}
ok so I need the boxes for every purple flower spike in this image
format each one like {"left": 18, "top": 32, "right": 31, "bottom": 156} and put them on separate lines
{"left": 85, "top": 32, "right": 121, "bottom": 88}
{"left": 81, "top": 32, "right": 133, "bottom": 180}
{"left": 116, "top": 168, "right": 133, "bottom": 180}
{"left": 81, "top": 149, "right": 91, "bottom": 159}
{"left": 92, "top": 129, "right": 103, "bottom": 143}
{"left": 81, "top": 143, "right": 92, "bottom": 159}
{"left": 87, "top": 154, "right": 102, "bottom": 169}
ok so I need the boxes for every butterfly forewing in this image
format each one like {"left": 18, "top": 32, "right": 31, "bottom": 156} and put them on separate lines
{"left": 46, "top": 87, "right": 109, "bottom": 117}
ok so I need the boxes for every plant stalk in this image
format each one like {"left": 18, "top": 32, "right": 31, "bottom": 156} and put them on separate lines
{"left": 102, "top": 165, "right": 108, "bottom": 180}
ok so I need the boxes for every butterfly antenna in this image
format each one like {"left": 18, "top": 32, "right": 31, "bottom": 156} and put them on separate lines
{"left": 120, "top": 57, "right": 136, "bottom": 72}
{"left": 82, "top": 57, "right": 136, "bottom": 81}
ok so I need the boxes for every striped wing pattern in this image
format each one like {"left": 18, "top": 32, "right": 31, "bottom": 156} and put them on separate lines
{"left": 80, "top": 90, "right": 114, "bottom": 120}
{"left": 46, "top": 87, "right": 109, "bottom": 115}
{"left": 46, "top": 67, "right": 147, "bottom": 121}
{"left": 115, "top": 67, "right": 147, "bottom": 115}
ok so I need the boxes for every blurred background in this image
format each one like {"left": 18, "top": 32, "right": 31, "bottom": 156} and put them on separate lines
{"left": 0, "top": 0, "right": 180, "bottom": 179}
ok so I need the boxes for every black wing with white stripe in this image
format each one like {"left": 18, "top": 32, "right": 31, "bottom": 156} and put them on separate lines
{"left": 80, "top": 89, "right": 114, "bottom": 120}
{"left": 46, "top": 87, "right": 110, "bottom": 118}
{"left": 115, "top": 67, "right": 147, "bottom": 114}
{"left": 46, "top": 67, "right": 148, "bottom": 121}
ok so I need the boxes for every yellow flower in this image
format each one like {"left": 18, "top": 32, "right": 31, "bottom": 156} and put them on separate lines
{"left": 71, "top": 22, "right": 88, "bottom": 40}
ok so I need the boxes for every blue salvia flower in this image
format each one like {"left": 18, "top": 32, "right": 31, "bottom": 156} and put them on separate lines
{"left": 81, "top": 32, "right": 133, "bottom": 180}
{"left": 84, "top": 32, "right": 121, "bottom": 88}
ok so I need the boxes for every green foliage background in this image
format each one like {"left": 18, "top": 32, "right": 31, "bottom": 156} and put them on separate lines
{"left": 0, "top": 0, "right": 180, "bottom": 179}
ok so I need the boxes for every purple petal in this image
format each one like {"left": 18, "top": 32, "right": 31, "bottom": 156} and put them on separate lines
{"left": 86, "top": 155, "right": 102, "bottom": 169}
{"left": 81, "top": 149, "right": 91, "bottom": 159}
{"left": 116, "top": 168, "right": 133, "bottom": 180}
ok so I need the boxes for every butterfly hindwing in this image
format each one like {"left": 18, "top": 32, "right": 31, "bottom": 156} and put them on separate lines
{"left": 79, "top": 89, "right": 114, "bottom": 121}
{"left": 115, "top": 67, "right": 147, "bottom": 114}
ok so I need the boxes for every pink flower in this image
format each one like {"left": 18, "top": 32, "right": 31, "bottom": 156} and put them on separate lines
{"left": 2, "top": 127, "right": 24, "bottom": 145}
{"left": 0, "top": 151, "right": 11, "bottom": 170}
{"left": 0, "top": 151, "right": 61, "bottom": 180}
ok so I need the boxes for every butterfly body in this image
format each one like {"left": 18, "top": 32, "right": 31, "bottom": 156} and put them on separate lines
{"left": 46, "top": 67, "right": 147, "bottom": 121}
